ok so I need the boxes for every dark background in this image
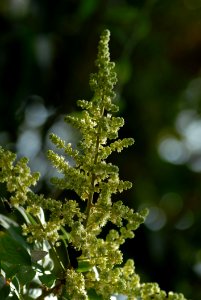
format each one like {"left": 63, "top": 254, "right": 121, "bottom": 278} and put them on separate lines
{"left": 1, "top": 0, "right": 201, "bottom": 298}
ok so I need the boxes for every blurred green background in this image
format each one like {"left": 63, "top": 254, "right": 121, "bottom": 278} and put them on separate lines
{"left": 0, "top": 0, "right": 201, "bottom": 298}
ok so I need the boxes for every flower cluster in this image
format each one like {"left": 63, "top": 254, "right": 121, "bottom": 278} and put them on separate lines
{"left": 0, "top": 30, "right": 187, "bottom": 299}
{"left": 0, "top": 147, "right": 39, "bottom": 206}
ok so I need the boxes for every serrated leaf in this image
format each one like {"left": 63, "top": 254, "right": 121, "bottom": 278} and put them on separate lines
{"left": 0, "top": 232, "right": 31, "bottom": 266}
{"left": 16, "top": 266, "right": 36, "bottom": 285}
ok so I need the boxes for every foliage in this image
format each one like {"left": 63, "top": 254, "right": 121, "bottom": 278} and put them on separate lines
{"left": 0, "top": 30, "right": 188, "bottom": 299}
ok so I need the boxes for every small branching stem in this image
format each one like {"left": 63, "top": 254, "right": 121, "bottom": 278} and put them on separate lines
{"left": 60, "top": 227, "right": 71, "bottom": 268}
{"left": 84, "top": 105, "right": 104, "bottom": 227}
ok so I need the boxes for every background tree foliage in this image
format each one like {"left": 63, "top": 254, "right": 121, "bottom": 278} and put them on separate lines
{"left": 0, "top": 1, "right": 201, "bottom": 299}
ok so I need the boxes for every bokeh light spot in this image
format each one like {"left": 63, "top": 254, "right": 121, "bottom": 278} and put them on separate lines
{"left": 17, "top": 129, "right": 41, "bottom": 158}
{"left": 193, "top": 263, "right": 201, "bottom": 277}
{"left": 145, "top": 206, "right": 166, "bottom": 231}
{"left": 158, "top": 137, "right": 189, "bottom": 164}
{"left": 175, "top": 210, "right": 194, "bottom": 230}
{"left": 35, "top": 36, "right": 53, "bottom": 68}
{"left": 9, "top": 0, "right": 29, "bottom": 16}
{"left": 25, "top": 101, "right": 49, "bottom": 128}
{"left": 175, "top": 109, "right": 196, "bottom": 135}
{"left": 188, "top": 157, "right": 201, "bottom": 172}
{"left": 183, "top": 120, "right": 201, "bottom": 153}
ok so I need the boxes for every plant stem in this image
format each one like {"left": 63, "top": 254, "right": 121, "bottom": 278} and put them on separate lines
{"left": 60, "top": 226, "right": 71, "bottom": 268}
{"left": 36, "top": 216, "right": 65, "bottom": 273}
{"left": 84, "top": 105, "right": 104, "bottom": 227}
{"left": 49, "top": 240, "right": 66, "bottom": 273}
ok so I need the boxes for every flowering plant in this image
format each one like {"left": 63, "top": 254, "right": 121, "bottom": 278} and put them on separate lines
{"left": 0, "top": 30, "right": 186, "bottom": 300}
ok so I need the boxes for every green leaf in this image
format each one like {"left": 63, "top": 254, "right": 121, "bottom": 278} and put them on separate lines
{"left": 0, "top": 232, "right": 31, "bottom": 266}
{"left": 16, "top": 266, "right": 36, "bottom": 285}
{"left": 88, "top": 288, "right": 103, "bottom": 299}
{"left": 0, "top": 214, "right": 18, "bottom": 229}
{"left": 11, "top": 276, "right": 20, "bottom": 296}
{"left": 0, "top": 285, "right": 10, "bottom": 300}
{"left": 30, "top": 250, "right": 48, "bottom": 262}
{"left": 0, "top": 214, "right": 29, "bottom": 249}
{"left": 39, "top": 273, "right": 57, "bottom": 288}
{"left": 7, "top": 293, "right": 20, "bottom": 300}
{"left": 77, "top": 259, "right": 92, "bottom": 273}
{"left": 60, "top": 226, "right": 70, "bottom": 242}
{"left": 0, "top": 262, "right": 20, "bottom": 278}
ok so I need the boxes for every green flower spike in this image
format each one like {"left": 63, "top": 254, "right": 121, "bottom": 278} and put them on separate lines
{"left": 0, "top": 30, "right": 187, "bottom": 300}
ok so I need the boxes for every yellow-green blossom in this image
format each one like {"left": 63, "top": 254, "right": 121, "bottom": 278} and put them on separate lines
{"left": 0, "top": 30, "right": 187, "bottom": 300}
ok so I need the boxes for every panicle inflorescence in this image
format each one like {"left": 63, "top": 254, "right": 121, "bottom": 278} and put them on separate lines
{"left": 45, "top": 29, "right": 186, "bottom": 299}
{"left": 65, "top": 269, "right": 87, "bottom": 300}
{"left": 0, "top": 30, "right": 187, "bottom": 300}
{"left": 0, "top": 147, "right": 39, "bottom": 206}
